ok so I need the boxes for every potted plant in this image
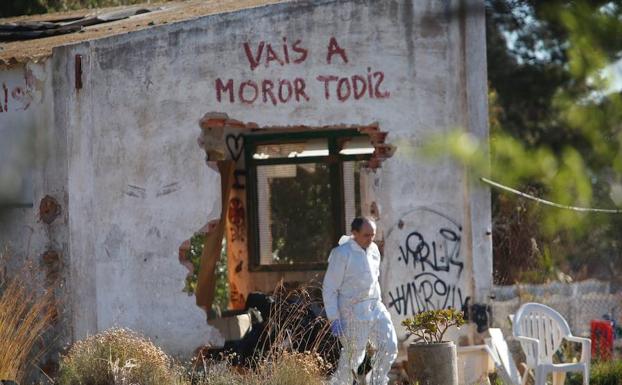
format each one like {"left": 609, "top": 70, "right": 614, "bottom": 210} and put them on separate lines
{"left": 401, "top": 308, "right": 466, "bottom": 385}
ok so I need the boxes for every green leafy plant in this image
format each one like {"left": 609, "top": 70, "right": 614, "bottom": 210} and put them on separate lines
{"left": 182, "top": 233, "right": 229, "bottom": 313}
{"left": 401, "top": 309, "right": 465, "bottom": 344}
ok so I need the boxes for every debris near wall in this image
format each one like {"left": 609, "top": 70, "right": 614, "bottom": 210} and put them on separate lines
{"left": 198, "top": 284, "right": 340, "bottom": 373}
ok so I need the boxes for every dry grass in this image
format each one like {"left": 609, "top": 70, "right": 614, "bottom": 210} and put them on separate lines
{"left": 188, "top": 351, "right": 328, "bottom": 385}
{"left": 186, "top": 282, "right": 336, "bottom": 385}
{"left": 256, "top": 351, "right": 328, "bottom": 385}
{"left": 57, "top": 283, "right": 336, "bottom": 385}
{"left": 58, "top": 328, "right": 178, "bottom": 385}
{"left": 257, "top": 282, "right": 338, "bottom": 365}
{"left": 0, "top": 261, "right": 55, "bottom": 382}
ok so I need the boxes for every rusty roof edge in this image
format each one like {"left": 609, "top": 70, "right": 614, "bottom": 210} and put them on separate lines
{"left": 0, "top": 0, "right": 299, "bottom": 68}
{"left": 0, "top": 3, "right": 182, "bottom": 68}
{"left": 0, "top": 0, "right": 351, "bottom": 69}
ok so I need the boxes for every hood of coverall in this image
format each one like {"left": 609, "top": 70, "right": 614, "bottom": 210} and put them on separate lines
{"left": 338, "top": 235, "right": 352, "bottom": 245}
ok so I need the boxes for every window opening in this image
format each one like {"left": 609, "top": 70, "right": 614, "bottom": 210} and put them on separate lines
{"left": 245, "top": 130, "right": 374, "bottom": 271}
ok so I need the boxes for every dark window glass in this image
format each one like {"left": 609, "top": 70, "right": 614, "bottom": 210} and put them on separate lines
{"left": 257, "top": 163, "right": 334, "bottom": 265}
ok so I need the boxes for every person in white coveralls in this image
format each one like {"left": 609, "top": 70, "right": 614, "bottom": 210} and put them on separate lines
{"left": 322, "top": 217, "right": 398, "bottom": 385}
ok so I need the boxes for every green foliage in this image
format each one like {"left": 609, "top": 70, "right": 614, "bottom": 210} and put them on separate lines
{"left": 182, "top": 233, "right": 229, "bottom": 313}
{"left": 58, "top": 328, "right": 177, "bottom": 385}
{"left": 422, "top": 0, "right": 622, "bottom": 284}
{"left": 567, "top": 359, "right": 622, "bottom": 385}
{"left": 401, "top": 309, "right": 465, "bottom": 344}
{"left": 269, "top": 164, "right": 334, "bottom": 264}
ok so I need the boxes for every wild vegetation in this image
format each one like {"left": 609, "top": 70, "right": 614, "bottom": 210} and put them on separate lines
{"left": 182, "top": 234, "right": 229, "bottom": 315}
{"left": 57, "top": 284, "right": 334, "bottom": 385}
{"left": 0, "top": 252, "right": 55, "bottom": 383}
{"left": 58, "top": 328, "right": 177, "bottom": 385}
{"left": 429, "top": 0, "right": 622, "bottom": 286}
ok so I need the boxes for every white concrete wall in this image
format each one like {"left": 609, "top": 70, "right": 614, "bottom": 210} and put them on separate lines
{"left": 5, "top": 0, "right": 491, "bottom": 357}
{"left": 0, "top": 63, "right": 49, "bottom": 208}
{"left": 51, "top": 41, "right": 223, "bottom": 355}
{"left": 0, "top": 61, "right": 58, "bottom": 285}
{"left": 0, "top": 61, "right": 73, "bottom": 373}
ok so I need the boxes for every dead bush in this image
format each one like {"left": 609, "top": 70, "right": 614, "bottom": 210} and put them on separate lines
{"left": 58, "top": 328, "right": 177, "bottom": 385}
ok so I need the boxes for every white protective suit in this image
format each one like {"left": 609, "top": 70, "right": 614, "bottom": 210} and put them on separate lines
{"left": 322, "top": 235, "right": 398, "bottom": 385}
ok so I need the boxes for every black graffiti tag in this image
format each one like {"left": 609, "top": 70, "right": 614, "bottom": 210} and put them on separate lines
{"left": 387, "top": 272, "right": 470, "bottom": 316}
{"left": 387, "top": 212, "right": 466, "bottom": 316}
{"left": 225, "top": 133, "right": 246, "bottom": 189}
{"left": 397, "top": 228, "right": 463, "bottom": 277}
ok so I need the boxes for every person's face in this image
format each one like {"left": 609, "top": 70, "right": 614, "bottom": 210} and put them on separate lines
{"left": 352, "top": 222, "right": 376, "bottom": 249}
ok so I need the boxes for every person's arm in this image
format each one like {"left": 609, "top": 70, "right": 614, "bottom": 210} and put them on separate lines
{"left": 322, "top": 248, "right": 347, "bottom": 321}
{"left": 372, "top": 243, "right": 382, "bottom": 297}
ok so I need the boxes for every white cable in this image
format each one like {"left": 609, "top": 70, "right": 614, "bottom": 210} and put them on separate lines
{"left": 480, "top": 177, "right": 622, "bottom": 214}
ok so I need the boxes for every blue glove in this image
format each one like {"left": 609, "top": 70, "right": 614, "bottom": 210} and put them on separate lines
{"left": 330, "top": 319, "right": 345, "bottom": 337}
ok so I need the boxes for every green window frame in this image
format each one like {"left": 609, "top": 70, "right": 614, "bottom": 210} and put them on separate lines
{"left": 244, "top": 129, "right": 373, "bottom": 271}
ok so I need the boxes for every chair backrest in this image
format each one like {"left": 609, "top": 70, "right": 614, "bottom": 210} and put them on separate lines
{"left": 486, "top": 328, "right": 523, "bottom": 385}
{"left": 512, "top": 302, "right": 572, "bottom": 366}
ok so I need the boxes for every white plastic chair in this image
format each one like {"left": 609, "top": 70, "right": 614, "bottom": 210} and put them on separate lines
{"left": 512, "top": 302, "right": 591, "bottom": 385}
{"left": 485, "top": 328, "right": 526, "bottom": 385}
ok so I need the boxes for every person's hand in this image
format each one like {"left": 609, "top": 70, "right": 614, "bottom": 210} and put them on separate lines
{"left": 330, "top": 319, "right": 345, "bottom": 337}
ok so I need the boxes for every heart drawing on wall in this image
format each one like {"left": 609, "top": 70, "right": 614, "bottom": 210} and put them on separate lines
{"left": 226, "top": 134, "right": 245, "bottom": 162}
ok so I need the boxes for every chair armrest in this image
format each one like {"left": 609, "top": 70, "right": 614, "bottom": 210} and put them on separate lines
{"left": 566, "top": 335, "right": 591, "bottom": 363}
{"left": 515, "top": 336, "right": 540, "bottom": 366}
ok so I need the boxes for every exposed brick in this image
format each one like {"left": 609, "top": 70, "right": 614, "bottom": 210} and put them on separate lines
{"left": 366, "top": 158, "right": 382, "bottom": 169}
{"left": 42, "top": 250, "right": 60, "bottom": 265}
{"left": 178, "top": 239, "right": 191, "bottom": 262}
{"left": 368, "top": 131, "right": 388, "bottom": 144}
{"left": 39, "top": 195, "right": 61, "bottom": 224}
{"left": 359, "top": 123, "right": 380, "bottom": 134}
{"left": 373, "top": 143, "right": 396, "bottom": 159}
{"left": 204, "top": 118, "right": 228, "bottom": 128}
{"left": 224, "top": 119, "right": 246, "bottom": 129}
{"left": 199, "top": 112, "right": 229, "bottom": 129}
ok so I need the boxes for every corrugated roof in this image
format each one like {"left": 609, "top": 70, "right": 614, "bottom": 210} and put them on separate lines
{"left": 0, "top": 0, "right": 289, "bottom": 67}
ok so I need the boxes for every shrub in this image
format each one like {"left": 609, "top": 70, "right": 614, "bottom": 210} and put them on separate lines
{"left": 567, "top": 359, "right": 622, "bottom": 385}
{"left": 58, "top": 328, "right": 177, "bottom": 385}
{"left": 186, "top": 359, "right": 244, "bottom": 385}
{"left": 401, "top": 308, "right": 466, "bottom": 344}
{"left": 0, "top": 275, "right": 54, "bottom": 382}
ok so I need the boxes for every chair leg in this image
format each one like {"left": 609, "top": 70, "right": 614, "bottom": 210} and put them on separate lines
{"left": 583, "top": 366, "right": 589, "bottom": 385}
{"left": 552, "top": 372, "right": 566, "bottom": 385}
{"left": 520, "top": 367, "right": 530, "bottom": 385}
{"left": 535, "top": 367, "right": 546, "bottom": 385}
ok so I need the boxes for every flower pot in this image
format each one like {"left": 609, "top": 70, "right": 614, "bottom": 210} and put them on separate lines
{"left": 406, "top": 341, "right": 458, "bottom": 385}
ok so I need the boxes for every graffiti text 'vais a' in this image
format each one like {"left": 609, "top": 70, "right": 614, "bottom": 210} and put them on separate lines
{"left": 214, "top": 37, "right": 390, "bottom": 105}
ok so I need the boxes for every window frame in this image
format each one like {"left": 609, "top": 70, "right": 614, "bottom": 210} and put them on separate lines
{"left": 244, "top": 129, "right": 373, "bottom": 272}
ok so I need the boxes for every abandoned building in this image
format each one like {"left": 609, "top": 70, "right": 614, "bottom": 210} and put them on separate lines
{"left": 0, "top": 0, "right": 492, "bottom": 374}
